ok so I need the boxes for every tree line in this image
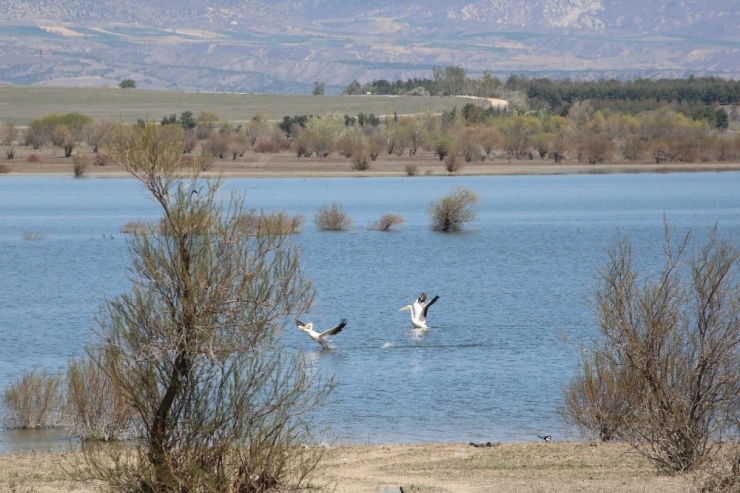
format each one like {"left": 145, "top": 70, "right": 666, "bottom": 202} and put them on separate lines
{"left": 346, "top": 67, "right": 740, "bottom": 112}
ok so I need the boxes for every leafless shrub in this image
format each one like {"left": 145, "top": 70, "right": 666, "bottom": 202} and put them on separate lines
{"left": 569, "top": 222, "right": 740, "bottom": 474}
{"left": 314, "top": 203, "right": 352, "bottom": 231}
{"left": 369, "top": 213, "right": 405, "bottom": 232}
{"left": 72, "top": 153, "right": 89, "bottom": 178}
{"left": 235, "top": 211, "right": 304, "bottom": 235}
{"left": 93, "top": 152, "right": 113, "bottom": 166}
{"left": 6, "top": 147, "right": 15, "bottom": 159}
{"left": 65, "top": 356, "right": 137, "bottom": 441}
{"left": 253, "top": 139, "right": 281, "bottom": 153}
{"left": 26, "top": 153, "right": 41, "bottom": 163}
{"left": 351, "top": 151, "right": 370, "bottom": 171}
{"left": 559, "top": 350, "right": 632, "bottom": 442}
{"left": 427, "top": 187, "right": 479, "bottom": 232}
{"left": 444, "top": 152, "right": 463, "bottom": 173}
{"left": 405, "top": 164, "right": 418, "bottom": 176}
{"left": 1, "top": 369, "right": 64, "bottom": 429}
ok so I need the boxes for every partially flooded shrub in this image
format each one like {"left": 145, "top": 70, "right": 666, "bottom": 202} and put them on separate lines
{"left": 1, "top": 369, "right": 64, "bottom": 429}
{"left": 427, "top": 187, "right": 479, "bottom": 232}
{"left": 65, "top": 356, "right": 137, "bottom": 441}
{"left": 235, "top": 211, "right": 304, "bottom": 235}
{"left": 369, "top": 212, "right": 405, "bottom": 231}
{"left": 314, "top": 203, "right": 351, "bottom": 231}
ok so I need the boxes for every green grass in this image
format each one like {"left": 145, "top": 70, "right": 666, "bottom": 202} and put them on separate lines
{"left": 0, "top": 86, "right": 481, "bottom": 125}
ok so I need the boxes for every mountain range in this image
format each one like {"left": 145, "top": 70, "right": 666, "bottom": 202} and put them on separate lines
{"left": 1, "top": 0, "right": 739, "bottom": 93}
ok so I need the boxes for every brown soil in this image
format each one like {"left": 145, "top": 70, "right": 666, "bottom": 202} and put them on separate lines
{"left": 3, "top": 145, "right": 740, "bottom": 178}
{"left": 0, "top": 442, "right": 695, "bottom": 493}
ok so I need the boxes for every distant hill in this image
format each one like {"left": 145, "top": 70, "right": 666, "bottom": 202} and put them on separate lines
{"left": 1, "top": 0, "right": 739, "bottom": 93}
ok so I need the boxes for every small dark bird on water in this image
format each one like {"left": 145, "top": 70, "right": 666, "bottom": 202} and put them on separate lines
{"left": 538, "top": 435, "right": 552, "bottom": 443}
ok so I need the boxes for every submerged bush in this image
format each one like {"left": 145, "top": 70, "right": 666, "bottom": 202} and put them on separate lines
{"left": 1, "top": 369, "right": 64, "bottom": 429}
{"left": 427, "top": 187, "right": 479, "bottom": 232}
{"left": 314, "top": 203, "right": 352, "bottom": 231}
{"left": 369, "top": 212, "right": 405, "bottom": 231}
{"left": 235, "top": 211, "right": 304, "bottom": 235}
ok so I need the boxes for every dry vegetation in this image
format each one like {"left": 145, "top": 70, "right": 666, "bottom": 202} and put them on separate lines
{"left": 0, "top": 442, "right": 704, "bottom": 493}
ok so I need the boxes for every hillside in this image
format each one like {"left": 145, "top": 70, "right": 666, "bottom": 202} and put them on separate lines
{"left": 1, "top": 0, "right": 739, "bottom": 93}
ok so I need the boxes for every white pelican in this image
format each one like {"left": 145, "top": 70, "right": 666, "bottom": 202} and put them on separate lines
{"left": 296, "top": 318, "right": 347, "bottom": 349}
{"left": 398, "top": 292, "right": 439, "bottom": 329}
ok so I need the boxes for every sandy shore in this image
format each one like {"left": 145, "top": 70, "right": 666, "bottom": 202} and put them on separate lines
{"left": 3, "top": 148, "right": 740, "bottom": 178}
{"left": 0, "top": 442, "right": 694, "bottom": 493}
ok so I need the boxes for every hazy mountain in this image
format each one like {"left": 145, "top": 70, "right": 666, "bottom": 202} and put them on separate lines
{"left": 1, "top": 0, "right": 739, "bottom": 93}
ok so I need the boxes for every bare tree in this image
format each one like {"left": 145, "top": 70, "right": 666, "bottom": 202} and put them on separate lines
{"left": 567, "top": 222, "right": 740, "bottom": 474}
{"left": 81, "top": 123, "right": 331, "bottom": 492}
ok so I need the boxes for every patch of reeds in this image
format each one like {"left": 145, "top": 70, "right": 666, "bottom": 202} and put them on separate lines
{"left": 1, "top": 369, "right": 64, "bottom": 429}
{"left": 0, "top": 163, "right": 10, "bottom": 173}
{"left": 235, "top": 211, "right": 304, "bottom": 235}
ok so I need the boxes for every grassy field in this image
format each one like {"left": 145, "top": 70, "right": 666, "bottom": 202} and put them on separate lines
{"left": 0, "top": 86, "right": 479, "bottom": 125}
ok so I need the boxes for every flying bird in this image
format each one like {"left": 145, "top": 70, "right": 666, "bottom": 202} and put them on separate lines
{"left": 399, "top": 292, "right": 439, "bottom": 329}
{"left": 296, "top": 318, "right": 348, "bottom": 349}
{"left": 538, "top": 435, "right": 552, "bottom": 443}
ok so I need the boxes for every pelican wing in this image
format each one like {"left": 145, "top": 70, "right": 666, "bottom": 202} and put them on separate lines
{"left": 295, "top": 319, "right": 306, "bottom": 328}
{"left": 421, "top": 295, "right": 439, "bottom": 318}
{"left": 320, "top": 318, "right": 347, "bottom": 337}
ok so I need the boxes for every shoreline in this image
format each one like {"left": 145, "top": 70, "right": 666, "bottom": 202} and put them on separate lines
{"left": 4, "top": 149, "right": 740, "bottom": 179}
{"left": 1, "top": 441, "right": 692, "bottom": 492}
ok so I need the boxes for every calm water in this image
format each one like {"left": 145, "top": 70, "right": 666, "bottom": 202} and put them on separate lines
{"left": 1, "top": 172, "right": 740, "bottom": 452}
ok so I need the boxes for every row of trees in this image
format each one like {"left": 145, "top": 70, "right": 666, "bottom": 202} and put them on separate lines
{"left": 347, "top": 67, "right": 740, "bottom": 112}
{"left": 4, "top": 98, "right": 739, "bottom": 170}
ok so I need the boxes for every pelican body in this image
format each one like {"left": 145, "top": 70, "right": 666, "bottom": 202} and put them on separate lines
{"left": 399, "top": 292, "right": 439, "bottom": 329}
{"left": 296, "top": 318, "right": 347, "bottom": 349}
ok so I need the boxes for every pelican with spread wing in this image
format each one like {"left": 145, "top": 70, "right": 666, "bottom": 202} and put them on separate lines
{"left": 296, "top": 318, "right": 348, "bottom": 349}
{"left": 399, "top": 292, "right": 440, "bottom": 329}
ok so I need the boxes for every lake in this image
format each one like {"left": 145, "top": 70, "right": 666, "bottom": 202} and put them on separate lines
{"left": 1, "top": 172, "right": 740, "bottom": 452}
